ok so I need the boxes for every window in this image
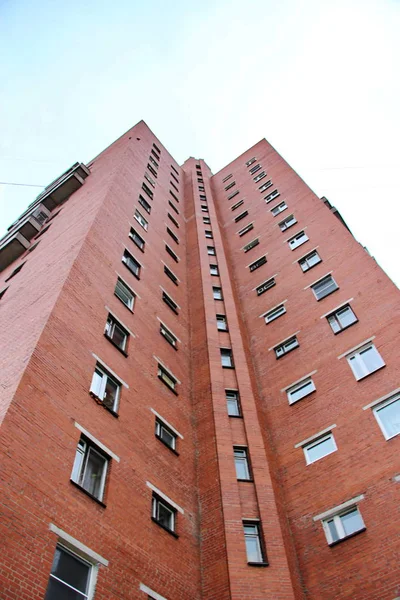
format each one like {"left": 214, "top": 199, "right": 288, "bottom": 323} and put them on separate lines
{"left": 142, "top": 183, "right": 153, "bottom": 200}
{"left": 226, "top": 390, "right": 241, "bottom": 416}
{"left": 323, "top": 507, "right": 365, "bottom": 545}
{"left": 165, "top": 244, "right": 179, "bottom": 262}
{"left": 149, "top": 155, "right": 159, "bottom": 168}
{"left": 0, "top": 287, "right": 9, "bottom": 300}
{"left": 238, "top": 223, "right": 254, "bottom": 237}
{"left": 299, "top": 250, "right": 321, "bottom": 272}
{"left": 198, "top": 186, "right": 205, "bottom": 192}
{"left": 147, "top": 163, "right": 158, "bottom": 178}
{"left": 347, "top": 344, "right": 385, "bottom": 380}
{"left": 249, "top": 164, "right": 261, "bottom": 175}
{"left": 158, "top": 364, "right": 178, "bottom": 392}
{"left": 227, "top": 190, "right": 239, "bottom": 201}
{"left": 249, "top": 256, "right": 267, "bottom": 272}
{"left": 234, "top": 447, "right": 251, "bottom": 480}
{"left": 170, "top": 180, "right": 179, "bottom": 192}
{"left": 170, "top": 190, "right": 179, "bottom": 203}
{"left": 171, "top": 164, "right": 179, "bottom": 175}
{"left": 222, "top": 174, "right": 232, "bottom": 184}
{"left": 90, "top": 365, "right": 121, "bottom": 412}
{"left": 221, "top": 348, "right": 234, "bottom": 368}
{"left": 152, "top": 494, "right": 176, "bottom": 534}
{"left": 216, "top": 314, "right": 228, "bottom": 331}
{"left": 256, "top": 278, "right": 276, "bottom": 296}
{"left": 122, "top": 250, "right": 141, "bottom": 278}
{"left": 275, "top": 336, "right": 299, "bottom": 358}
{"left": 160, "top": 323, "right": 177, "bottom": 348}
{"left": 114, "top": 278, "right": 135, "bottom": 310}
{"left": 264, "top": 304, "right": 286, "bottom": 323}
{"left": 373, "top": 393, "right": 400, "bottom": 440}
{"left": 71, "top": 437, "right": 108, "bottom": 501}
{"left": 199, "top": 194, "right": 207, "bottom": 201}
{"left": 134, "top": 209, "right": 148, "bottom": 231}
{"left": 168, "top": 212, "right": 179, "bottom": 228}
{"left": 246, "top": 157, "right": 256, "bottom": 167}
{"left": 225, "top": 181, "right": 236, "bottom": 191}
{"left": 304, "top": 433, "right": 337, "bottom": 464}
{"left": 203, "top": 216, "right": 211, "bottom": 225}
{"left": 164, "top": 265, "right": 178, "bottom": 285}
{"left": 264, "top": 188, "right": 279, "bottom": 202}
{"left": 105, "top": 315, "right": 129, "bottom": 353}
{"left": 259, "top": 180, "right": 273, "bottom": 193}
{"left": 170, "top": 172, "right": 179, "bottom": 184}
{"left": 311, "top": 275, "right": 338, "bottom": 300}
{"left": 205, "top": 230, "right": 213, "bottom": 239}
{"left": 213, "top": 286, "right": 223, "bottom": 300}
{"left": 44, "top": 545, "right": 94, "bottom": 600}
{"left": 153, "top": 142, "right": 161, "bottom": 154}
{"left": 4, "top": 262, "right": 25, "bottom": 282}
{"left": 254, "top": 171, "right": 266, "bottom": 183}
{"left": 287, "top": 378, "right": 316, "bottom": 404}
{"left": 207, "top": 246, "right": 216, "bottom": 255}
{"left": 162, "top": 291, "right": 178, "bottom": 314}
{"left": 167, "top": 227, "right": 179, "bottom": 244}
{"left": 201, "top": 205, "right": 208, "bottom": 212}
{"left": 210, "top": 264, "right": 219, "bottom": 276}
{"left": 168, "top": 200, "right": 179, "bottom": 215}
{"left": 139, "top": 194, "right": 151, "bottom": 213}
{"left": 231, "top": 199, "right": 244, "bottom": 211}
{"left": 129, "top": 228, "right": 145, "bottom": 251}
{"left": 327, "top": 304, "right": 358, "bottom": 333}
{"left": 234, "top": 210, "right": 249, "bottom": 223}
{"left": 243, "top": 522, "right": 266, "bottom": 564}
{"left": 279, "top": 214, "right": 297, "bottom": 231}
{"left": 288, "top": 230, "right": 308, "bottom": 250}
{"left": 243, "top": 238, "right": 259, "bottom": 253}
{"left": 155, "top": 419, "right": 177, "bottom": 450}
{"left": 144, "top": 172, "right": 155, "bottom": 188}
{"left": 271, "top": 201, "right": 287, "bottom": 216}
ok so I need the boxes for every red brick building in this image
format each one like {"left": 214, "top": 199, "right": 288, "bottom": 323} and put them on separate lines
{"left": 0, "top": 120, "right": 399, "bottom": 600}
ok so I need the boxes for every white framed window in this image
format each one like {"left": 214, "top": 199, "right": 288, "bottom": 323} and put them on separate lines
{"left": 299, "top": 250, "right": 321, "bottom": 271}
{"left": 205, "top": 230, "right": 213, "bottom": 239}
{"left": 303, "top": 433, "right": 337, "bottom": 464}
{"left": 288, "top": 231, "right": 308, "bottom": 250}
{"left": 231, "top": 199, "right": 244, "bottom": 211}
{"left": 347, "top": 344, "right": 385, "bottom": 380}
{"left": 155, "top": 419, "right": 177, "bottom": 450}
{"left": 287, "top": 378, "right": 316, "bottom": 404}
{"left": 228, "top": 189, "right": 239, "bottom": 201}
{"left": 207, "top": 246, "right": 216, "bottom": 255}
{"left": 162, "top": 291, "right": 178, "bottom": 314}
{"left": 160, "top": 323, "right": 177, "bottom": 348}
{"left": 216, "top": 314, "right": 228, "bottom": 331}
{"left": 152, "top": 494, "right": 176, "bottom": 533}
{"left": 243, "top": 238, "right": 259, "bottom": 253}
{"left": 166, "top": 227, "right": 179, "bottom": 244}
{"left": 238, "top": 223, "right": 254, "bottom": 237}
{"left": 164, "top": 265, "right": 178, "bottom": 286}
{"left": 259, "top": 180, "right": 273, "bottom": 193}
{"left": 243, "top": 522, "right": 265, "bottom": 564}
{"left": 44, "top": 544, "right": 96, "bottom": 600}
{"left": 221, "top": 348, "right": 234, "bottom": 368}
{"left": 71, "top": 438, "right": 109, "bottom": 501}
{"left": 213, "top": 286, "right": 223, "bottom": 300}
{"left": 322, "top": 507, "right": 365, "bottom": 545}
{"left": 249, "top": 164, "right": 261, "bottom": 174}
{"left": 158, "top": 364, "right": 178, "bottom": 392}
{"left": 165, "top": 244, "right": 179, "bottom": 263}
{"left": 122, "top": 250, "right": 141, "bottom": 278}
{"left": 271, "top": 201, "right": 287, "bottom": 216}
{"left": 249, "top": 255, "right": 267, "bottom": 272}
{"left": 254, "top": 171, "right": 266, "bottom": 182}
{"left": 264, "top": 304, "right": 286, "bottom": 323}
{"left": 311, "top": 275, "right": 338, "bottom": 300}
{"left": 225, "top": 181, "right": 236, "bottom": 191}
{"left": 210, "top": 264, "right": 219, "bottom": 276}
{"left": 139, "top": 194, "right": 151, "bottom": 213}
{"left": 275, "top": 336, "right": 299, "bottom": 358}
{"left": 105, "top": 315, "right": 129, "bottom": 352}
{"left": 203, "top": 216, "right": 211, "bottom": 224}
{"left": 256, "top": 277, "right": 276, "bottom": 296}
{"left": 226, "top": 390, "right": 241, "bottom": 416}
{"left": 234, "top": 210, "right": 248, "bottom": 223}
{"left": 222, "top": 173, "right": 233, "bottom": 183}
{"left": 234, "top": 447, "right": 251, "bottom": 480}
{"left": 201, "top": 205, "right": 208, "bottom": 212}
{"left": 327, "top": 304, "right": 357, "bottom": 333}
{"left": 279, "top": 214, "right": 297, "bottom": 231}
{"left": 134, "top": 209, "right": 148, "bottom": 231}
{"left": 264, "top": 188, "right": 279, "bottom": 202}
{"left": 246, "top": 157, "right": 256, "bottom": 167}
{"left": 144, "top": 172, "right": 155, "bottom": 188}
{"left": 114, "top": 278, "right": 135, "bottom": 310}
{"left": 90, "top": 365, "right": 120, "bottom": 412}
{"left": 129, "top": 228, "right": 145, "bottom": 251}
{"left": 373, "top": 393, "right": 400, "bottom": 440}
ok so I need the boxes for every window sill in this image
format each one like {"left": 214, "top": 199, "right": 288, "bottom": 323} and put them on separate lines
{"left": 356, "top": 364, "right": 386, "bottom": 381}
{"left": 70, "top": 480, "right": 107, "bottom": 508}
{"left": 155, "top": 434, "right": 180, "bottom": 455}
{"left": 104, "top": 334, "right": 129, "bottom": 357}
{"left": 89, "top": 392, "right": 119, "bottom": 417}
{"left": 158, "top": 375, "right": 178, "bottom": 395}
{"left": 332, "top": 320, "right": 358, "bottom": 335}
{"left": 328, "top": 527, "right": 366, "bottom": 547}
{"left": 151, "top": 517, "right": 179, "bottom": 538}
{"left": 247, "top": 561, "right": 269, "bottom": 567}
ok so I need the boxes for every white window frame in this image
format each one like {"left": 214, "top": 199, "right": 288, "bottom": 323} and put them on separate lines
{"left": 287, "top": 378, "right": 316, "bottom": 405}
{"left": 327, "top": 304, "right": 357, "bottom": 333}
{"left": 322, "top": 507, "right": 365, "bottom": 545}
{"left": 264, "top": 188, "right": 279, "bottom": 202}
{"left": 122, "top": 250, "right": 141, "bottom": 278}
{"left": 299, "top": 249, "right": 321, "bottom": 271}
{"left": 114, "top": 278, "right": 135, "bottom": 310}
{"left": 134, "top": 209, "right": 148, "bottom": 231}
{"left": 234, "top": 447, "right": 251, "bottom": 480}
{"left": 129, "top": 227, "right": 145, "bottom": 251}
{"left": 205, "top": 230, "right": 213, "bottom": 239}
{"left": 105, "top": 315, "right": 128, "bottom": 351}
{"left": 271, "top": 201, "right": 287, "bottom": 216}
{"left": 275, "top": 336, "right": 299, "bottom": 358}
{"left": 213, "top": 286, "right": 223, "bottom": 300}
{"left": 155, "top": 418, "right": 177, "bottom": 450}
{"left": 254, "top": 171, "right": 266, "bottom": 182}
{"left": 158, "top": 364, "right": 178, "bottom": 392}
{"left": 160, "top": 323, "right": 177, "bottom": 348}
{"left": 210, "top": 264, "right": 219, "bottom": 276}
{"left": 346, "top": 344, "right": 385, "bottom": 380}
{"left": 288, "top": 231, "right": 309, "bottom": 250}
{"left": 221, "top": 348, "right": 234, "bottom": 368}
{"left": 303, "top": 433, "right": 337, "bottom": 465}
{"left": 71, "top": 438, "right": 109, "bottom": 502}
{"left": 373, "top": 393, "right": 400, "bottom": 440}
{"left": 311, "top": 275, "right": 338, "bottom": 300}
{"left": 279, "top": 214, "right": 297, "bottom": 231}
{"left": 246, "top": 157, "right": 256, "bottom": 167}
{"left": 226, "top": 390, "right": 241, "bottom": 416}
{"left": 152, "top": 494, "right": 176, "bottom": 532}
{"left": 243, "top": 522, "right": 264, "bottom": 563}
{"left": 264, "top": 304, "right": 286, "bottom": 323}
{"left": 216, "top": 314, "right": 228, "bottom": 331}
{"left": 46, "top": 543, "right": 97, "bottom": 600}
{"left": 89, "top": 365, "right": 121, "bottom": 412}
{"left": 207, "top": 246, "right": 216, "bottom": 255}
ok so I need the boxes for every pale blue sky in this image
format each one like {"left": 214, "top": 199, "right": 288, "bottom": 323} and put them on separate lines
{"left": 1, "top": 0, "right": 399, "bottom": 284}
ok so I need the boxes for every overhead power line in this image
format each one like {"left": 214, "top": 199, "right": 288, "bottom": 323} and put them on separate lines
{"left": 0, "top": 181, "right": 44, "bottom": 188}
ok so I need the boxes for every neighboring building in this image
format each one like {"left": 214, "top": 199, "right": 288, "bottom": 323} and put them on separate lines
{"left": 0, "top": 120, "right": 399, "bottom": 600}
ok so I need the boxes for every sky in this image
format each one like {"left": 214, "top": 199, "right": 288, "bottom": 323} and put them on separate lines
{"left": 1, "top": 0, "right": 399, "bottom": 285}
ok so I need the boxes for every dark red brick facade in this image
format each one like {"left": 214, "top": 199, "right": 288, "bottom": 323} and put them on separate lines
{"left": 0, "top": 121, "right": 399, "bottom": 600}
